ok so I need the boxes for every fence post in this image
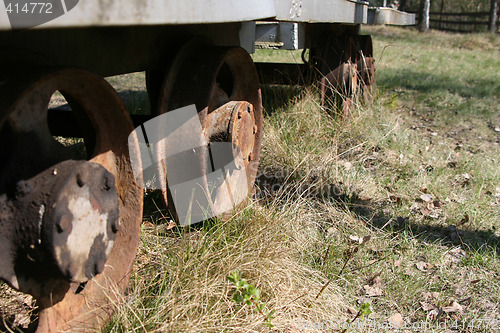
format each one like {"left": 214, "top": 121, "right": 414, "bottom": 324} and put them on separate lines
{"left": 489, "top": 0, "right": 498, "bottom": 33}
{"left": 439, "top": 0, "right": 445, "bottom": 29}
{"left": 420, "top": 0, "right": 430, "bottom": 32}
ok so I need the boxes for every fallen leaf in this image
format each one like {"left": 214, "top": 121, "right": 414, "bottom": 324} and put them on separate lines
{"left": 427, "top": 308, "right": 440, "bottom": 321}
{"left": 428, "top": 211, "right": 440, "bottom": 219}
{"left": 416, "top": 261, "right": 435, "bottom": 271}
{"left": 420, "top": 207, "right": 431, "bottom": 216}
{"left": 443, "top": 301, "right": 463, "bottom": 313}
{"left": 470, "top": 279, "right": 481, "bottom": 284}
{"left": 454, "top": 284, "right": 466, "bottom": 297}
{"left": 409, "top": 203, "right": 420, "bottom": 212}
{"left": 388, "top": 313, "right": 405, "bottom": 329}
{"left": 421, "top": 194, "right": 433, "bottom": 202}
{"left": 448, "top": 247, "right": 467, "bottom": 263}
{"left": 165, "top": 221, "right": 177, "bottom": 230}
{"left": 364, "top": 285, "right": 384, "bottom": 297}
{"left": 459, "top": 214, "right": 469, "bottom": 225}
{"left": 420, "top": 302, "right": 437, "bottom": 311}
{"left": 344, "top": 161, "right": 353, "bottom": 170}
{"left": 389, "top": 195, "right": 402, "bottom": 205}
{"left": 347, "top": 307, "right": 357, "bottom": 315}
{"left": 142, "top": 221, "right": 155, "bottom": 229}
{"left": 349, "top": 235, "right": 371, "bottom": 245}
{"left": 368, "top": 274, "right": 382, "bottom": 286}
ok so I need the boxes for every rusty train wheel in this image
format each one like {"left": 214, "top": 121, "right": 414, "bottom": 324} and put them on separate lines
{"left": 312, "top": 35, "right": 359, "bottom": 117}
{"left": 152, "top": 44, "right": 263, "bottom": 222}
{"left": 0, "top": 68, "right": 143, "bottom": 332}
{"left": 356, "top": 35, "right": 376, "bottom": 101}
{"left": 312, "top": 34, "right": 374, "bottom": 117}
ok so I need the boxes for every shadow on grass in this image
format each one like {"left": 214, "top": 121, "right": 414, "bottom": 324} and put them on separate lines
{"left": 256, "top": 174, "right": 500, "bottom": 257}
{"left": 261, "top": 84, "right": 306, "bottom": 117}
{"left": 354, "top": 199, "right": 499, "bottom": 257}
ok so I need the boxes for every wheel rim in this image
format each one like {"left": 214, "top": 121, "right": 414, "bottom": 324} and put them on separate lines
{"left": 155, "top": 45, "right": 263, "bottom": 222}
{"left": 0, "top": 68, "right": 143, "bottom": 332}
{"left": 356, "top": 35, "right": 376, "bottom": 100}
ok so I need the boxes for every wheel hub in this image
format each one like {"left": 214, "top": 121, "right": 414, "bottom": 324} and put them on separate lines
{"left": 229, "top": 102, "right": 256, "bottom": 169}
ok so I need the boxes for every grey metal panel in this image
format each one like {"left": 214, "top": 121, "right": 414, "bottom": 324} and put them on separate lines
{"left": 255, "top": 22, "right": 305, "bottom": 50}
{"left": 0, "top": 0, "right": 276, "bottom": 30}
{"left": 0, "top": 0, "right": 372, "bottom": 30}
{"left": 273, "top": 0, "right": 369, "bottom": 24}
{"left": 368, "top": 7, "right": 416, "bottom": 25}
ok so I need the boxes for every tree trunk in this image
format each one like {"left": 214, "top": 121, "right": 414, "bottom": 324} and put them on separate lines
{"left": 419, "top": 0, "right": 430, "bottom": 32}
{"left": 489, "top": 0, "right": 498, "bottom": 33}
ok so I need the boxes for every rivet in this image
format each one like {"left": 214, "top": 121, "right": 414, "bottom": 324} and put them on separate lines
{"left": 94, "top": 260, "right": 105, "bottom": 276}
{"left": 103, "top": 176, "right": 111, "bottom": 191}
{"left": 56, "top": 215, "right": 71, "bottom": 233}
{"left": 111, "top": 219, "right": 120, "bottom": 233}
{"left": 76, "top": 173, "right": 85, "bottom": 187}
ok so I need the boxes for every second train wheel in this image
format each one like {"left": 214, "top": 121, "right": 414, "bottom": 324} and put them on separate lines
{"left": 155, "top": 45, "right": 263, "bottom": 222}
{"left": 0, "top": 68, "right": 143, "bottom": 332}
{"left": 311, "top": 35, "right": 358, "bottom": 117}
{"left": 313, "top": 34, "right": 375, "bottom": 117}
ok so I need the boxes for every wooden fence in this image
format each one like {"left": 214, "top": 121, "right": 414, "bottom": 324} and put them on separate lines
{"left": 413, "top": 10, "right": 499, "bottom": 33}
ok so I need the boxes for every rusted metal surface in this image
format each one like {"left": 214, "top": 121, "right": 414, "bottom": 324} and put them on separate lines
{"left": 356, "top": 35, "right": 375, "bottom": 99}
{"left": 0, "top": 160, "right": 118, "bottom": 289}
{"left": 152, "top": 44, "right": 263, "bottom": 221}
{"left": 0, "top": 68, "right": 143, "bottom": 332}
{"left": 313, "top": 34, "right": 358, "bottom": 116}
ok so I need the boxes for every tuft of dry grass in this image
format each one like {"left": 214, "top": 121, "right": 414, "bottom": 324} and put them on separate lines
{"left": 107, "top": 194, "right": 349, "bottom": 332}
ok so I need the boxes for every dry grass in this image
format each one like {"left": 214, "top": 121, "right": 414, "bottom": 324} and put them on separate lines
{"left": 106, "top": 194, "right": 349, "bottom": 332}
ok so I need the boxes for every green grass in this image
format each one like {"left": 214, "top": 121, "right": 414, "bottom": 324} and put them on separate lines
{"left": 103, "top": 27, "right": 499, "bottom": 332}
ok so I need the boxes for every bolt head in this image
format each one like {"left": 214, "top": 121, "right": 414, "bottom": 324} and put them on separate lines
{"left": 56, "top": 215, "right": 72, "bottom": 233}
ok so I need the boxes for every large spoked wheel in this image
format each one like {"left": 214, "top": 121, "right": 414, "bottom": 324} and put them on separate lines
{"left": 152, "top": 43, "right": 263, "bottom": 222}
{"left": 0, "top": 68, "right": 143, "bottom": 332}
